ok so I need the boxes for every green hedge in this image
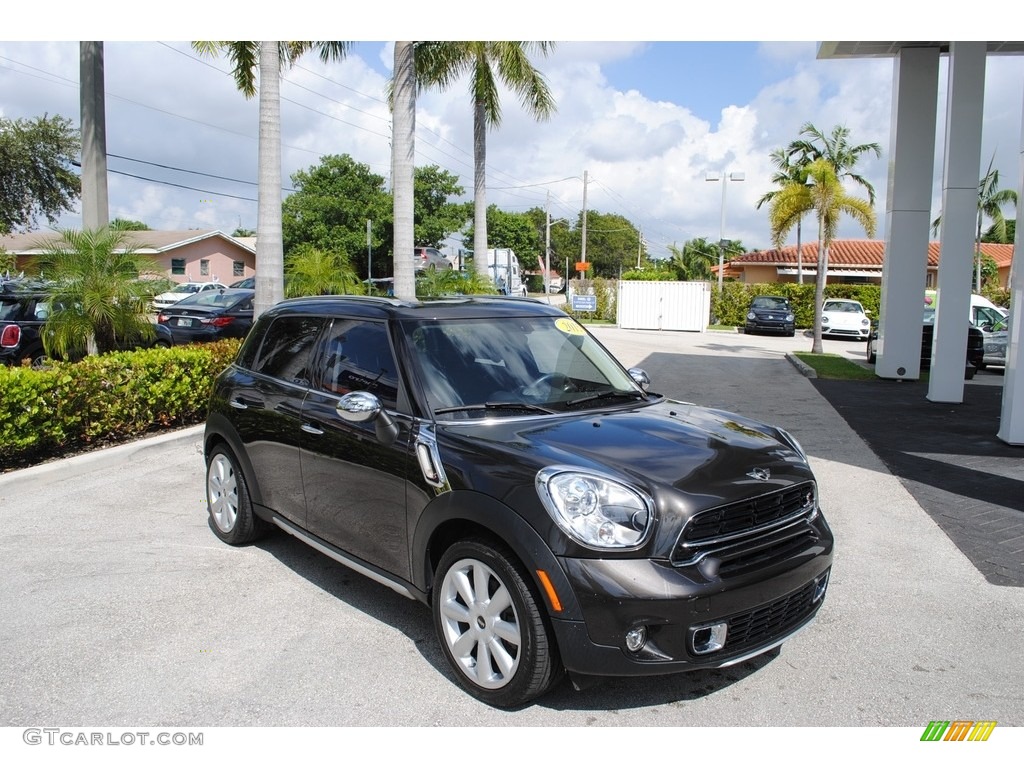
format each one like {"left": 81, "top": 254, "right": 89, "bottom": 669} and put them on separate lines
{"left": 713, "top": 283, "right": 882, "bottom": 328}
{"left": 1, "top": 339, "right": 241, "bottom": 470}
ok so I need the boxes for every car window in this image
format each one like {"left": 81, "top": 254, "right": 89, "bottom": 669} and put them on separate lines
{"left": 316, "top": 319, "right": 399, "bottom": 409}
{"left": 405, "top": 316, "right": 636, "bottom": 414}
{"left": 751, "top": 297, "right": 788, "bottom": 310}
{"left": 250, "top": 315, "right": 324, "bottom": 386}
{"left": 823, "top": 300, "right": 862, "bottom": 313}
{"left": 0, "top": 299, "right": 29, "bottom": 322}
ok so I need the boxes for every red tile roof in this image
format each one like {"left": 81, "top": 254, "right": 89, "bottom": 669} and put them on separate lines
{"left": 732, "top": 239, "right": 1014, "bottom": 268}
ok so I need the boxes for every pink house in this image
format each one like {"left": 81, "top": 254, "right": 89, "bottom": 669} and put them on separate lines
{"left": 0, "top": 229, "right": 256, "bottom": 284}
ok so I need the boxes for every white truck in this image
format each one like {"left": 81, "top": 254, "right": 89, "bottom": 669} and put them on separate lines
{"left": 485, "top": 248, "right": 528, "bottom": 297}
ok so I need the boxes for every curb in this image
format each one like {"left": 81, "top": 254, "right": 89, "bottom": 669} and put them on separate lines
{"left": 0, "top": 424, "right": 206, "bottom": 487}
{"left": 786, "top": 352, "right": 818, "bottom": 379}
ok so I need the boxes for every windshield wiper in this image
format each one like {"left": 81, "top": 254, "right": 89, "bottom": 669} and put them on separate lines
{"left": 565, "top": 389, "right": 647, "bottom": 407}
{"left": 433, "top": 401, "right": 557, "bottom": 416}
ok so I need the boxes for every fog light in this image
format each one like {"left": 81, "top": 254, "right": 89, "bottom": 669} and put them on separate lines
{"left": 691, "top": 622, "right": 728, "bottom": 654}
{"left": 625, "top": 626, "right": 647, "bottom": 652}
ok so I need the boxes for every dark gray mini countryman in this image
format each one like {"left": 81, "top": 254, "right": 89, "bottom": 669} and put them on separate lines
{"left": 204, "top": 295, "right": 833, "bottom": 707}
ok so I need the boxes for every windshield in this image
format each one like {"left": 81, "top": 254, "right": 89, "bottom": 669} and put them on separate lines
{"left": 751, "top": 297, "right": 789, "bottom": 310}
{"left": 403, "top": 315, "right": 645, "bottom": 418}
{"left": 823, "top": 300, "right": 863, "bottom": 313}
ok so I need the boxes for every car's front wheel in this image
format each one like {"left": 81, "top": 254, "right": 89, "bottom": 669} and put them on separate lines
{"left": 206, "top": 445, "right": 267, "bottom": 545}
{"left": 433, "top": 538, "right": 561, "bottom": 707}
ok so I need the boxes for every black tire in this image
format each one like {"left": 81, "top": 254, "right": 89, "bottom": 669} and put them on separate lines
{"left": 205, "top": 444, "right": 268, "bottom": 545}
{"left": 432, "top": 538, "right": 562, "bottom": 707}
{"left": 866, "top": 341, "right": 876, "bottom": 364}
{"left": 155, "top": 340, "right": 171, "bottom": 349}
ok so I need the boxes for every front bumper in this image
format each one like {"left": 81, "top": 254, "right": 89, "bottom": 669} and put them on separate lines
{"left": 548, "top": 516, "right": 833, "bottom": 677}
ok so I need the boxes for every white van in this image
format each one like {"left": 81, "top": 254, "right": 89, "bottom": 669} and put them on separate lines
{"left": 924, "top": 289, "right": 1007, "bottom": 327}
{"left": 485, "top": 248, "right": 528, "bottom": 297}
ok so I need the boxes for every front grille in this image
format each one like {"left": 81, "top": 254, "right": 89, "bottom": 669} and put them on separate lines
{"left": 722, "top": 580, "right": 818, "bottom": 653}
{"left": 673, "top": 482, "right": 817, "bottom": 567}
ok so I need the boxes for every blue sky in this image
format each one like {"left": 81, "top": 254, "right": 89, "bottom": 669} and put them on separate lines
{"left": 3, "top": 11, "right": 1023, "bottom": 264}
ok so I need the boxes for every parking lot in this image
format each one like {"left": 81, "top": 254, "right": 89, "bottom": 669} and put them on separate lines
{"left": 0, "top": 326, "right": 1020, "bottom": 733}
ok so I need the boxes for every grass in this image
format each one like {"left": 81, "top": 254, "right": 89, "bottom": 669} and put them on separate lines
{"left": 793, "top": 352, "right": 879, "bottom": 380}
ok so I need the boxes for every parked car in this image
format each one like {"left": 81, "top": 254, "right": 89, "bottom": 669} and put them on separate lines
{"left": 152, "top": 281, "right": 229, "bottom": 311}
{"left": 866, "top": 307, "right": 985, "bottom": 375}
{"left": 0, "top": 278, "right": 56, "bottom": 367}
{"left": 744, "top": 295, "right": 796, "bottom": 336}
{"left": 203, "top": 295, "right": 833, "bottom": 707}
{"left": 229, "top": 276, "right": 255, "bottom": 289}
{"left": 821, "top": 298, "right": 871, "bottom": 340}
{"left": 415, "top": 247, "right": 451, "bottom": 272}
{"left": 156, "top": 288, "right": 254, "bottom": 345}
{"left": 980, "top": 313, "right": 1009, "bottom": 368}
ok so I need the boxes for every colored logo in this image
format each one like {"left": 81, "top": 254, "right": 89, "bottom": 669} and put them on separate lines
{"left": 920, "top": 721, "right": 997, "bottom": 742}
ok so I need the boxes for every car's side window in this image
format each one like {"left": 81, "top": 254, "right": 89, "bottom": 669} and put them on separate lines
{"left": 250, "top": 315, "right": 323, "bottom": 386}
{"left": 316, "top": 319, "right": 400, "bottom": 410}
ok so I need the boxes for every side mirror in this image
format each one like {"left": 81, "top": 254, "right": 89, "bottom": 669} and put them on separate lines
{"left": 628, "top": 367, "right": 651, "bottom": 392}
{"left": 336, "top": 391, "right": 399, "bottom": 446}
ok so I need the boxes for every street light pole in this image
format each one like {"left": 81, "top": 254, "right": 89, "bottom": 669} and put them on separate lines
{"left": 705, "top": 170, "right": 744, "bottom": 292}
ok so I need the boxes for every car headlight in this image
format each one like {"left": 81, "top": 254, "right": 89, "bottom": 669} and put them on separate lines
{"left": 536, "top": 467, "right": 653, "bottom": 548}
{"left": 822, "top": 315, "right": 830, "bottom": 324}
{"left": 747, "top": 311, "right": 756, "bottom": 320}
{"left": 786, "top": 313, "right": 794, "bottom": 322}
{"left": 861, "top": 318, "right": 869, "bottom": 327}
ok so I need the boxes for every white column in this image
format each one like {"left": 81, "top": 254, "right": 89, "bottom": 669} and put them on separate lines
{"left": 877, "top": 47, "right": 940, "bottom": 380}
{"left": 997, "top": 81, "right": 1024, "bottom": 444}
{"left": 929, "top": 42, "right": 987, "bottom": 403}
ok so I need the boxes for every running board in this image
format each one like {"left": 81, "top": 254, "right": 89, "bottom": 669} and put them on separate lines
{"left": 273, "top": 516, "right": 417, "bottom": 601}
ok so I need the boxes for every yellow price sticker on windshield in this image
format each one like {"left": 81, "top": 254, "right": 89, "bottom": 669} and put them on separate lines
{"left": 554, "top": 317, "right": 585, "bottom": 336}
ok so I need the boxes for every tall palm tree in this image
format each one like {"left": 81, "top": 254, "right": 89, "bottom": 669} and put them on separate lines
{"left": 32, "top": 227, "right": 161, "bottom": 357}
{"left": 414, "top": 42, "right": 556, "bottom": 280}
{"left": 769, "top": 158, "right": 877, "bottom": 353}
{"left": 789, "top": 123, "right": 882, "bottom": 203}
{"left": 932, "top": 155, "right": 1018, "bottom": 291}
{"left": 668, "top": 237, "right": 718, "bottom": 281}
{"left": 391, "top": 41, "right": 417, "bottom": 301}
{"left": 757, "top": 145, "right": 811, "bottom": 283}
{"left": 192, "top": 41, "right": 349, "bottom": 318}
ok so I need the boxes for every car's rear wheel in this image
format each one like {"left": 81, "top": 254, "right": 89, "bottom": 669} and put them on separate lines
{"left": 433, "top": 538, "right": 561, "bottom": 707}
{"left": 206, "top": 445, "right": 267, "bottom": 545}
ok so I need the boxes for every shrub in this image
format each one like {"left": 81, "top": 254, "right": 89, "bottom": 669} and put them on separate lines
{"left": 0, "top": 339, "right": 241, "bottom": 470}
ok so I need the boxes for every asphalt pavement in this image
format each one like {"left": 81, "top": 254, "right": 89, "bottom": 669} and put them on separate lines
{"left": 0, "top": 326, "right": 1021, "bottom": 731}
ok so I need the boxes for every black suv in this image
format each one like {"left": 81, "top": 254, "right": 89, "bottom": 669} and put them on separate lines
{"left": 203, "top": 296, "right": 833, "bottom": 706}
{"left": 0, "top": 278, "right": 55, "bottom": 367}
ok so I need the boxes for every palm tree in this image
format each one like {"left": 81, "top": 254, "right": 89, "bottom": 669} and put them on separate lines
{"left": 769, "top": 158, "right": 877, "bottom": 353}
{"left": 284, "top": 244, "right": 362, "bottom": 297}
{"left": 931, "top": 155, "right": 1018, "bottom": 291}
{"left": 391, "top": 41, "right": 417, "bottom": 301}
{"left": 789, "top": 123, "right": 882, "bottom": 203}
{"left": 192, "top": 41, "right": 349, "bottom": 318}
{"left": 414, "top": 42, "right": 556, "bottom": 281}
{"left": 32, "top": 227, "right": 161, "bottom": 357}
{"left": 668, "top": 237, "right": 718, "bottom": 281}
{"left": 757, "top": 145, "right": 811, "bottom": 283}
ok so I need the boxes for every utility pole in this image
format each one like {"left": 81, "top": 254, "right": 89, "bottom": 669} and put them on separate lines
{"left": 580, "top": 170, "right": 588, "bottom": 278}
{"left": 80, "top": 42, "right": 109, "bottom": 231}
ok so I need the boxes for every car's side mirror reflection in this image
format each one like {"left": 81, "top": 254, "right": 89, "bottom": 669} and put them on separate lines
{"left": 628, "top": 367, "right": 651, "bottom": 392}
{"left": 336, "top": 391, "right": 399, "bottom": 446}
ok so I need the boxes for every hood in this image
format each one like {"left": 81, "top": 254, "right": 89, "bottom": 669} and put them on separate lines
{"left": 438, "top": 399, "right": 812, "bottom": 512}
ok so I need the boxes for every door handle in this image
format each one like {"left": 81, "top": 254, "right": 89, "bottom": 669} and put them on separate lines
{"left": 301, "top": 423, "right": 324, "bottom": 435}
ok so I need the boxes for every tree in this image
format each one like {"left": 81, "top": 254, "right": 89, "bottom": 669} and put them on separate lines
{"left": 466, "top": 206, "right": 541, "bottom": 266}
{"left": 284, "top": 243, "right": 362, "bottom": 297}
{"left": 0, "top": 114, "right": 81, "bottom": 234}
{"left": 769, "top": 158, "right": 877, "bottom": 353}
{"left": 757, "top": 145, "right": 811, "bottom": 283}
{"left": 110, "top": 218, "right": 150, "bottom": 231}
{"left": 391, "top": 41, "right": 417, "bottom": 301}
{"left": 414, "top": 42, "right": 556, "bottom": 279}
{"left": 573, "top": 210, "right": 642, "bottom": 278}
{"left": 232, "top": 227, "right": 256, "bottom": 238}
{"left": 931, "top": 156, "right": 1018, "bottom": 291}
{"left": 413, "top": 165, "right": 471, "bottom": 247}
{"left": 788, "top": 122, "right": 882, "bottom": 203}
{"left": 192, "top": 41, "right": 349, "bottom": 318}
{"left": 281, "top": 154, "right": 391, "bottom": 277}
{"left": 669, "top": 237, "right": 719, "bottom": 281}
{"left": 31, "top": 227, "right": 161, "bottom": 357}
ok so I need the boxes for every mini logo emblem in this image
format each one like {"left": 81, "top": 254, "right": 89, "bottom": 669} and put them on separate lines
{"left": 747, "top": 468, "right": 770, "bottom": 481}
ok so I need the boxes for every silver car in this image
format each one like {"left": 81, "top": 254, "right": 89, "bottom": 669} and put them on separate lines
{"left": 980, "top": 313, "right": 1009, "bottom": 368}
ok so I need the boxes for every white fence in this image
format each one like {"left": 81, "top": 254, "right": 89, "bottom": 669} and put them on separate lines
{"left": 616, "top": 281, "right": 711, "bottom": 331}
